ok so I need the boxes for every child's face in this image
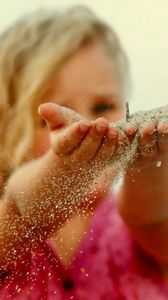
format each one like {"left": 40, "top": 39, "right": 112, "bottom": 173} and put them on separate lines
{"left": 33, "top": 43, "right": 126, "bottom": 158}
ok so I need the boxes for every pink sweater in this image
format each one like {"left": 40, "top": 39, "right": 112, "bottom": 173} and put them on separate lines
{"left": 1, "top": 197, "right": 168, "bottom": 299}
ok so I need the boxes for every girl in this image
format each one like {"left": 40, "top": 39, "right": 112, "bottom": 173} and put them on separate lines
{"left": 0, "top": 5, "right": 168, "bottom": 300}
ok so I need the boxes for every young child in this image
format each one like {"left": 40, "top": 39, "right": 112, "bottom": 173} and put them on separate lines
{"left": 0, "top": 5, "right": 168, "bottom": 300}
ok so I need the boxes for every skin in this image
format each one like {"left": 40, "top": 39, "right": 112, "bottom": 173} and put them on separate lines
{"left": 1, "top": 43, "right": 168, "bottom": 274}
{"left": 38, "top": 106, "right": 168, "bottom": 268}
{"left": 32, "top": 43, "right": 126, "bottom": 158}
{"left": 0, "top": 43, "right": 126, "bottom": 269}
{"left": 37, "top": 43, "right": 168, "bottom": 269}
{"left": 119, "top": 119, "right": 168, "bottom": 269}
{"left": 33, "top": 44, "right": 127, "bottom": 264}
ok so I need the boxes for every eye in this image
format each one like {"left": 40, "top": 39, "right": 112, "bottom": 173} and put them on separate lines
{"left": 92, "top": 103, "right": 114, "bottom": 114}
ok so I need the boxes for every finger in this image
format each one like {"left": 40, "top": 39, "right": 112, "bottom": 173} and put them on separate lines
{"left": 38, "top": 103, "right": 66, "bottom": 130}
{"left": 125, "top": 123, "right": 138, "bottom": 143}
{"left": 94, "top": 125, "right": 119, "bottom": 163}
{"left": 38, "top": 102, "right": 84, "bottom": 130}
{"left": 51, "top": 120, "right": 91, "bottom": 155}
{"left": 157, "top": 119, "right": 168, "bottom": 151}
{"left": 112, "top": 119, "right": 130, "bottom": 147}
{"left": 138, "top": 122, "right": 157, "bottom": 157}
{"left": 74, "top": 118, "right": 108, "bottom": 162}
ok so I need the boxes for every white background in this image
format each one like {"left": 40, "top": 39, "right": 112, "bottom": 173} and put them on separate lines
{"left": 0, "top": 0, "right": 168, "bottom": 113}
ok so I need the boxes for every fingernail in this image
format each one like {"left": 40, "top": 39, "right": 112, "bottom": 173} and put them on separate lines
{"left": 107, "top": 129, "right": 118, "bottom": 139}
{"left": 95, "top": 123, "right": 106, "bottom": 133}
{"left": 38, "top": 105, "right": 42, "bottom": 115}
{"left": 80, "top": 122, "right": 91, "bottom": 132}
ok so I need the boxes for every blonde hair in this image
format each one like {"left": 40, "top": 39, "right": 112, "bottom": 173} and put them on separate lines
{"left": 0, "top": 5, "right": 130, "bottom": 195}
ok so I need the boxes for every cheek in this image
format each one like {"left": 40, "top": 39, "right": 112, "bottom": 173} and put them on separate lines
{"left": 99, "top": 108, "right": 126, "bottom": 123}
{"left": 110, "top": 110, "right": 125, "bottom": 122}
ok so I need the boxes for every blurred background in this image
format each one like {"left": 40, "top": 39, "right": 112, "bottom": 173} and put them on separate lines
{"left": 0, "top": 0, "right": 167, "bottom": 113}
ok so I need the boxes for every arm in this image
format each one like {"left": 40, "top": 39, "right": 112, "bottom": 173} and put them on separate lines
{"left": 0, "top": 102, "right": 120, "bottom": 269}
{"left": 118, "top": 160, "right": 168, "bottom": 267}
{"left": 0, "top": 150, "right": 75, "bottom": 269}
{"left": 117, "top": 105, "right": 168, "bottom": 267}
{"left": 0, "top": 104, "right": 84, "bottom": 269}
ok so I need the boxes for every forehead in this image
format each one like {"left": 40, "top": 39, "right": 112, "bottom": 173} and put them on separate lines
{"left": 48, "top": 44, "right": 122, "bottom": 103}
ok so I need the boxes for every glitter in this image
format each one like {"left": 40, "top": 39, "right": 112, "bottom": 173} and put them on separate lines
{"left": 156, "top": 161, "right": 162, "bottom": 167}
{"left": 80, "top": 267, "right": 85, "bottom": 273}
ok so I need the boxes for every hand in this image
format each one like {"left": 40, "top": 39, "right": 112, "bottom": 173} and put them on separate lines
{"left": 38, "top": 102, "right": 120, "bottom": 171}
{"left": 121, "top": 106, "right": 168, "bottom": 224}
{"left": 38, "top": 102, "right": 121, "bottom": 208}
{"left": 124, "top": 115, "right": 168, "bottom": 172}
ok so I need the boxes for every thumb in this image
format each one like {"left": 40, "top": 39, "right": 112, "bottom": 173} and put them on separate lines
{"left": 38, "top": 102, "right": 84, "bottom": 130}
